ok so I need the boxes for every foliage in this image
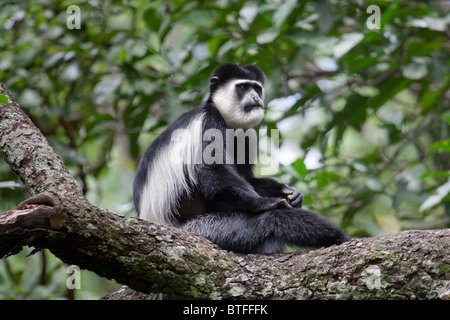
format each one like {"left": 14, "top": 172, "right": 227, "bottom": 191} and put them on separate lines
{"left": 0, "top": 0, "right": 448, "bottom": 299}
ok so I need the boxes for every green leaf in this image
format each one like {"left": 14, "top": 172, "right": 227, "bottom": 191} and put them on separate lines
{"left": 118, "top": 45, "right": 126, "bottom": 62}
{"left": 347, "top": 56, "right": 378, "bottom": 74}
{"left": 430, "top": 140, "right": 450, "bottom": 153}
{"left": 419, "top": 180, "right": 450, "bottom": 212}
{"left": 314, "top": 170, "right": 342, "bottom": 189}
{"left": 208, "top": 34, "right": 228, "bottom": 56}
{"left": 59, "top": 62, "right": 81, "bottom": 82}
{"left": 442, "top": 113, "right": 450, "bottom": 125}
{"left": 256, "top": 31, "right": 279, "bottom": 44}
{"left": 292, "top": 158, "right": 308, "bottom": 178}
{"left": 419, "top": 80, "right": 446, "bottom": 112}
{"left": 402, "top": 61, "right": 428, "bottom": 80}
{"left": 136, "top": 54, "right": 171, "bottom": 74}
{"left": 327, "top": 94, "right": 367, "bottom": 131}
{"left": 143, "top": 8, "right": 162, "bottom": 32}
{"left": 0, "top": 93, "right": 10, "bottom": 105}
{"left": 368, "top": 77, "right": 413, "bottom": 111}
{"left": 273, "top": 0, "right": 297, "bottom": 29}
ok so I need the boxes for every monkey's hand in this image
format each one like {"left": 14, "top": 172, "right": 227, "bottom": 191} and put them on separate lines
{"left": 281, "top": 185, "right": 303, "bottom": 208}
{"left": 251, "top": 197, "right": 292, "bottom": 213}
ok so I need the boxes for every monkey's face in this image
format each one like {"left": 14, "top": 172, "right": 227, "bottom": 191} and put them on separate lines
{"left": 211, "top": 79, "right": 265, "bottom": 129}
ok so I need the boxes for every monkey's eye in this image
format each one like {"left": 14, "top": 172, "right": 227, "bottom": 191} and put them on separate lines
{"left": 238, "top": 84, "right": 246, "bottom": 91}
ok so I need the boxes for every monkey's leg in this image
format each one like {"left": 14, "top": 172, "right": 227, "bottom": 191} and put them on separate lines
{"left": 181, "top": 208, "right": 349, "bottom": 254}
{"left": 258, "top": 208, "right": 350, "bottom": 249}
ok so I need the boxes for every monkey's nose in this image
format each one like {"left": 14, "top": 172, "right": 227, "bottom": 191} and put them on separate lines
{"left": 252, "top": 95, "right": 263, "bottom": 107}
{"left": 253, "top": 96, "right": 261, "bottom": 103}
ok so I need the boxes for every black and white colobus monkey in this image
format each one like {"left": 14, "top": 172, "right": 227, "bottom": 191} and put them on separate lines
{"left": 133, "top": 63, "right": 349, "bottom": 254}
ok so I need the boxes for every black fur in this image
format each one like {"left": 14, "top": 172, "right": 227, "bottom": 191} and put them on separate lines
{"left": 133, "top": 63, "right": 349, "bottom": 254}
{"left": 182, "top": 209, "right": 349, "bottom": 254}
{"left": 209, "top": 63, "right": 265, "bottom": 94}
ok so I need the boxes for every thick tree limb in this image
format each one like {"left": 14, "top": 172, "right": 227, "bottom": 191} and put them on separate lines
{"left": 1, "top": 81, "right": 449, "bottom": 299}
{"left": 0, "top": 205, "right": 449, "bottom": 299}
{"left": 0, "top": 82, "right": 84, "bottom": 203}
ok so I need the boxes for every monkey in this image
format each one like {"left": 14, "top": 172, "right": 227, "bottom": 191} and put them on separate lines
{"left": 133, "top": 63, "right": 349, "bottom": 254}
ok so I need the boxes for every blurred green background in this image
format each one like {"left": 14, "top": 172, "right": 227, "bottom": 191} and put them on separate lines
{"left": 0, "top": 0, "right": 448, "bottom": 299}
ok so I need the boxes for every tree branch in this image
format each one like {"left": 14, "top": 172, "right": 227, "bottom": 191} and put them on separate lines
{"left": 0, "top": 82, "right": 84, "bottom": 202}
{"left": 1, "top": 204, "right": 449, "bottom": 299}
{"left": 1, "top": 81, "right": 449, "bottom": 300}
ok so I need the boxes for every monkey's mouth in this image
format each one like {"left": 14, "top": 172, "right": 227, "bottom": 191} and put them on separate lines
{"left": 244, "top": 104, "right": 264, "bottom": 113}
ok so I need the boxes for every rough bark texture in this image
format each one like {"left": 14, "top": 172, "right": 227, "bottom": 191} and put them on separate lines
{"left": 1, "top": 204, "right": 449, "bottom": 299}
{"left": 1, "top": 81, "right": 449, "bottom": 300}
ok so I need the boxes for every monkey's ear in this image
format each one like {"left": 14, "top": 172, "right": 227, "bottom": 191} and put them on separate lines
{"left": 209, "top": 76, "right": 220, "bottom": 91}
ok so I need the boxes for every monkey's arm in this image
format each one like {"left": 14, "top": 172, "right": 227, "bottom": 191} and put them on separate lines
{"left": 195, "top": 164, "right": 291, "bottom": 213}
{"left": 249, "top": 177, "right": 303, "bottom": 208}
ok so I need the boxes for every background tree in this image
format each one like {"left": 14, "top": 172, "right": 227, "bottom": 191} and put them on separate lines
{"left": 0, "top": 0, "right": 448, "bottom": 299}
